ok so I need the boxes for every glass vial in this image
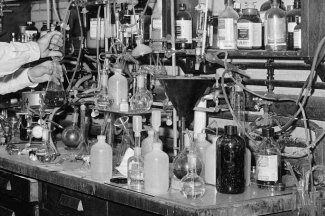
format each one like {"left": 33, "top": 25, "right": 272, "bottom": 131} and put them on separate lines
{"left": 180, "top": 151, "right": 206, "bottom": 199}
{"left": 237, "top": 1, "right": 262, "bottom": 50}
{"left": 286, "top": 0, "right": 301, "bottom": 50}
{"left": 176, "top": 4, "right": 193, "bottom": 49}
{"left": 130, "top": 73, "right": 153, "bottom": 111}
{"left": 91, "top": 135, "right": 113, "bottom": 182}
{"left": 217, "top": 0, "right": 239, "bottom": 50}
{"left": 293, "top": 16, "right": 301, "bottom": 51}
{"left": 216, "top": 125, "right": 246, "bottom": 194}
{"left": 264, "top": 0, "right": 287, "bottom": 51}
{"left": 256, "top": 127, "right": 282, "bottom": 190}
{"left": 44, "top": 60, "right": 67, "bottom": 107}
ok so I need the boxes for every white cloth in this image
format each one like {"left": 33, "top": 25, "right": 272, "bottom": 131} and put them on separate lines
{"left": 0, "top": 41, "right": 40, "bottom": 94}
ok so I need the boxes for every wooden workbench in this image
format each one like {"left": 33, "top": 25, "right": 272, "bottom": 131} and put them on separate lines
{"left": 0, "top": 144, "right": 298, "bottom": 216}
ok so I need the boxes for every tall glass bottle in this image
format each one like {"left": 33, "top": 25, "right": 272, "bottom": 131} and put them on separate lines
{"left": 44, "top": 59, "right": 67, "bottom": 107}
{"left": 108, "top": 65, "right": 128, "bottom": 111}
{"left": 256, "top": 127, "right": 282, "bottom": 190}
{"left": 176, "top": 4, "right": 192, "bottom": 50}
{"left": 180, "top": 150, "right": 206, "bottom": 199}
{"left": 127, "top": 116, "right": 144, "bottom": 190}
{"left": 217, "top": 0, "right": 239, "bottom": 50}
{"left": 264, "top": 0, "right": 287, "bottom": 51}
{"left": 90, "top": 135, "right": 113, "bottom": 182}
{"left": 96, "top": 70, "right": 114, "bottom": 109}
{"left": 130, "top": 73, "right": 153, "bottom": 111}
{"left": 286, "top": 0, "right": 301, "bottom": 50}
{"left": 216, "top": 125, "right": 246, "bottom": 194}
{"left": 61, "top": 108, "right": 82, "bottom": 149}
{"left": 293, "top": 16, "right": 301, "bottom": 51}
{"left": 209, "top": 13, "right": 219, "bottom": 49}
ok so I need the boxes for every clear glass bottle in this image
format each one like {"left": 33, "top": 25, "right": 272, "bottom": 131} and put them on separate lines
{"left": 286, "top": 0, "right": 301, "bottom": 50}
{"left": 44, "top": 59, "right": 67, "bottom": 107}
{"left": 256, "top": 127, "right": 282, "bottom": 190}
{"left": 293, "top": 16, "right": 301, "bottom": 51}
{"left": 96, "top": 70, "right": 114, "bottom": 109}
{"left": 216, "top": 125, "right": 246, "bottom": 194}
{"left": 61, "top": 108, "right": 82, "bottom": 149}
{"left": 231, "top": 84, "right": 246, "bottom": 136}
{"left": 130, "top": 73, "right": 153, "bottom": 111}
{"left": 209, "top": 14, "right": 219, "bottom": 49}
{"left": 217, "top": 0, "right": 239, "bottom": 50}
{"left": 36, "top": 128, "right": 57, "bottom": 163}
{"left": 144, "top": 142, "right": 169, "bottom": 193}
{"left": 194, "top": 133, "right": 211, "bottom": 178}
{"left": 180, "top": 150, "right": 206, "bottom": 199}
{"left": 90, "top": 135, "right": 113, "bottom": 182}
{"left": 264, "top": 0, "right": 287, "bottom": 51}
{"left": 237, "top": 0, "right": 262, "bottom": 50}
{"left": 108, "top": 66, "right": 128, "bottom": 111}
{"left": 176, "top": 4, "right": 193, "bottom": 50}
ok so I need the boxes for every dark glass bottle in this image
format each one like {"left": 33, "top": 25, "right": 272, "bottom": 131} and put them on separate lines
{"left": 286, "top": 0, "right": 301, "bottom": 50}
{"left": 216, "top": 125, "right": 246, "bottom": 194}
{"left": 256, "top": 127, "right": 282, "bottom": 190}
{"left": 293, "top": 16, "right": 301, "bottom": 50}
{"left": 130, "top": 0, "right": 152, "bottom": 48}
{"left": 176, "top": 4, "right": 192, "bottom": 49}
{"left": 25, "top": 21, "right": 39, "bottom": 41}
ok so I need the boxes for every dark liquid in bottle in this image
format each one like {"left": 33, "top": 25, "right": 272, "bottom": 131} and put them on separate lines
{"left": 44, "top": 91, "right": 66, "bottom": 107}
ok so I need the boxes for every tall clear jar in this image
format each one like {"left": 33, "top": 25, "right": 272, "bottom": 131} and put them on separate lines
{"left": 217, "top": 0, "right": 239, "bottom": 50}
{"left": 264, "top": 0, "right": 287, "bottom": 51}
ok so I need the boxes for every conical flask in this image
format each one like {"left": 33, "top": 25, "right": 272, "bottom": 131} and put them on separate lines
{"left": 44, "top": 60, "right": 67, "bottom": 107}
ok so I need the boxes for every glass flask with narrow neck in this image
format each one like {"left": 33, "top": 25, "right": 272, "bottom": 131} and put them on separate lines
{"left": 44, "top": 59, "right": 67, "bottom": 107}
{"left": 130, "top": 73, "right": 153, "bottom": 111}
{"left": 36, "top": 128, "right": 57, "bottom": 163}
{"left": 264, "top": 0, "right": 287, "bottom": 51}
{"left": 61, "top": 109, "right": 82, "bottom": 149}
{"left": 180, "top": 150, "right": 206, "bottom": 199}
{"left": 96, "top": 71, "right": 114, "bottom": 109}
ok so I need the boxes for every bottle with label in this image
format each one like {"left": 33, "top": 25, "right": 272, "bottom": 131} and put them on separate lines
{"left": 150, "top": 0, "right": 163, "bottom": 51}
{"left": 264, "top": 0, "right": 287, "bottom": 51}
{"left": 144, "top": 142, "right": 169, "bottom": 193}
{"left": 237, "top": 0, "right": 262, "bottom": 49}
{"left": 108, "top": 65, "right": 128, "bottom": 111}
{"left": 40, "top": 22, "right": 48, "bottom": 38}
{"left": 91, "top": 135, "right": 113, "bottom": 182}
{"left": 287, "top": 0, "right": 301, "bottom": 50}
{"left": 25, "top": 21, "right": 39, "bottom": 41}
{"left": 217, "top": 0, "right": 239, "bottom": 50}
{"left": 176, "top": 4, "right": 192, "bottom": 49}
{"left": 86, "top": 5, "right": 105, "bottom": 50}
{"left": 216, "top": 125, "right": 246, "bottom": 194}
{"left": 209, "top": 14, "right": 218, "bottom": 49}
{"left": 194, "top": 133, "right": 211, "bottom": 178}
{"left": 293, "top": 16, "right": 301, "bottom": 50}
{"left": 256, "top": 127, "right": 282, "bottom": 190}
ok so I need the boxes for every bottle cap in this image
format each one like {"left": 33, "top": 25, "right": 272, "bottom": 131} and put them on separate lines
{"left": 224, "top": 125, "right": 237, "bottom": 135}
{"left": 97, "top": 135, "right": 106, "bottom": 142}
{"left": 132, "top": 116, "right": 142, "bottom": 133}
{"left": 152, "top": 142, "right": 162, "bottom": 149}
{"left": 197, "top": 133, "right": 206, "bottom": 141}
{"left": 262, "top": 127, "right": 275, "bottom": 137}
{"left": 151, "top": 110, "right": 161, "bottom": 131}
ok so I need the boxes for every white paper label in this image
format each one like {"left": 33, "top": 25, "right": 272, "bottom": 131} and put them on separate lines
{"left": 176, "top": 20, "right": 192, "bottom": 43}
{"left": 257, "top": 155, "right": 278, "bottom": 181}
{"left": 90, "top": 18, "right": 105, "bottom": 39}
{"left": 218, "top": 18, "right": 237, "bottom": 49}
{"left": 294, "top": 29, "right": 301, "bottom": 49}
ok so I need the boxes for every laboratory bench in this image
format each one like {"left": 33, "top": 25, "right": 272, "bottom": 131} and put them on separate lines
{"left": 0, "top": 143, "right": 298, "bottom": 216}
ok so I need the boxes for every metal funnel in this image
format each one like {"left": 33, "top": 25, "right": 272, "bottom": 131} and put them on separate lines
{"left": 158, "top": 76, "right": 215, "bottom": 118}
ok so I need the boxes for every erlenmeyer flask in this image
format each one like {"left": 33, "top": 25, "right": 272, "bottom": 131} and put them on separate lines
{"left": 44, "top": 60, "right": 67, "bottom": 107}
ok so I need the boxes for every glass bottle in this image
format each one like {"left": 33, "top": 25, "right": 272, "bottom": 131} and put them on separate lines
{"left": 232, "top": 84, "right": 246, "bottom": 135}
{"left": 209, "top": 14, "right": 219, "bottom": 49}
{"left": 237, "top": 0, "right": 262, "bottom": 50}
{"left": 36, "top": 128, "right": 57, "bottom": 163}
{"left": 286, "top": 0, "right": 301, "bottom": 50}
{"left": 130, "top": 0, "right": 152, "bottom": 48}
{"left": 108, "top": 65, "right": 128, "bottom": 111}
{"left": 180, "top": 150, "right": 206, "bottom": 199}
{"left": 150, "top": 0, "right": 163, "bottom": 51}
{"left": 44, "top": 60, "right": 67, "bottom": 107}
{"left": 61, "top": 108, "right": 82, "bottom": 149}
{"left": 90, "top": 135, "right": 113, "bottom": 182}
{"left": 256, "top": 127, "right": 282, "bottom": 190}
{"left": 130, "top": 73, "right": 153, "bottom": 111}
{"left": 264, "top": 0, "right": 287, "bottom": 51}
{"left": 96, "top": 70, "right": 114, "bottom": 110}
{"left": 176, "top": 4, "right": 193, "bottom": 50}
{"left": 293, "top": 16, "right": 301, "bottom": 51}
{"left": 144, "top": 142, "right": 169, "bottom": 193}
{"left": 205, "top": 136, "right": 219, "bottom": 185}
{"left": 120, "top": 3, "right": 132, "bottom": 50}
{"left": 216, "top": 125, "right": 246, "bottom": 194}
{"left": 217, "top": 0, "right": 239, "bottom": 50}
{"left": 40, "top": 22, "right": 48, "bottom": 38}
{"left": 86, "top": 5, "right": 105, "bottom": 50}
{"left": 18, "top": 26, "right": 27, "bottom": 43}
{"left": 194, "top": 133, "right": 211, "bottom": 178}
{"left": 25, "top": 21, "right": 38, "bottom": 41}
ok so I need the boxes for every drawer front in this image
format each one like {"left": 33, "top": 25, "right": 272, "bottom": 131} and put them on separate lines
{"left": 41, "top": 183, "right": 108, "bottom": 216}
{"left": 0, "top": 192, "right": 39, "bottom": 216}
{"left": 0, "top": 169, "right": 38, "bottom": 202}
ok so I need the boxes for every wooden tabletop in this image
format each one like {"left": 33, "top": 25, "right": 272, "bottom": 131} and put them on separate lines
{"left": 0, "top": 144, "right": 297, "bottom": 216}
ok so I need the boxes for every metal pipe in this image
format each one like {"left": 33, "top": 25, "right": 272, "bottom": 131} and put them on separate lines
{"left": 231, "top": 62, "right": 311, "bottom": 70}
{"left": 241, "top": 79, "right": 325, "bottom": 89}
